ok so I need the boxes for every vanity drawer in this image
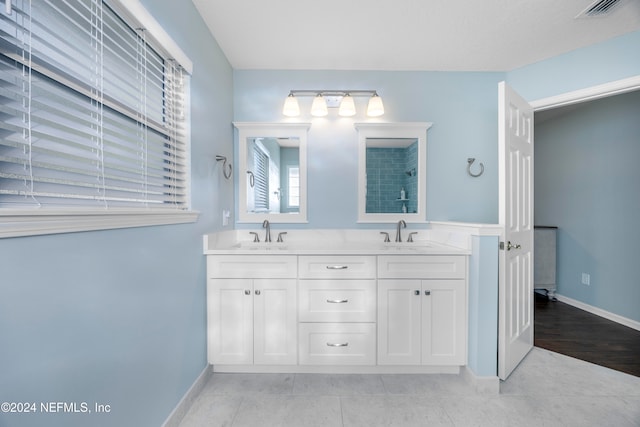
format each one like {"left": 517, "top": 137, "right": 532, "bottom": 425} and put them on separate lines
{"left": 207, "top": 255, "right": 297, "bottom": 278}
{"left": 299, "top": 280, "right": 376, "bottom": 322}
{"left": 298, "top": 323, "right": 376, "bottom": 365}
{"left": 298, "top": 256, "right": 376, "bottom": 279}
{"left": 378, "top": 255, "right": 466, "bottom": 279}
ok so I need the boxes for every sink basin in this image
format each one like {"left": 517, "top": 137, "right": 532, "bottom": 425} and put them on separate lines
{"left": 231, "top": 242, "right": 288, "bottom": 251}
{"left": 203, "top": 230, "right": 469, "bottom": 255}
{"left": 378, "top": 242, "right": 432, "bottom": 251}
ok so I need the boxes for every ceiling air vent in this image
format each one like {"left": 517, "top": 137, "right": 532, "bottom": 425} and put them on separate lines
{"left": 577, "top": 0, "right": 624, "bottom": 17}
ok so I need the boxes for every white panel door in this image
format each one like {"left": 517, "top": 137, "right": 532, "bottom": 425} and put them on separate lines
{"left": 208, "top": 279, "right": 254, "bottom": 365}
{"left": 498, "top": 82, "right": 534, "bottom": 380}
{"left": 421, "top": 280, "right": 466, "bottom": 365}
{"left": 377, "top": 279, "right": 422, "bottom": 365}
{"left": 253, "top": 279, "right": 297, "bottom": 365}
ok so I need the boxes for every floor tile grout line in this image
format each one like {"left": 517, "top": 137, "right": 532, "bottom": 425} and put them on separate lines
{"left": 290, "top": 373, "right": 297, "bottom": 395}
{"left": 228, "top": 395, "right": 245, "bottom": 427}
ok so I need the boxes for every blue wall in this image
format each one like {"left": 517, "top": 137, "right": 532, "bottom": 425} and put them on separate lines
{"left": 507, "top": 31, "right": 640, "bottom": 102}
{"left": 535, "top": 91, "right": 640, "bottom": 322}
{"left": 0, "top": 1, "right": 234, "bottom": 426}
{"left": 1, "top": 9, "right": 638, "bottom": 426}
{"left": 234, "top": 70, "right": 504, "bottom": 226}
{"left": 467, "top": 235, "right": 500, "bottom": 376}
{"left": 232, "top": 31, "right": 640, "bottom": 229}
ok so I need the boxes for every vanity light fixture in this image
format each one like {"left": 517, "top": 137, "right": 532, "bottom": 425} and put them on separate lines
{"left": 310, "top": 94, "right": 328, "bottom": 117}
{"left": 338, "top": 93, "right": 356, "bottom": 117}
{"left": 366, "top": 93, "right": 384, "bottom": 117}
{"left": 282, "top": 90, "right": 384, "bottom": 117}
{"left": 282, "top": 93, "right": 300, "bottom": 117}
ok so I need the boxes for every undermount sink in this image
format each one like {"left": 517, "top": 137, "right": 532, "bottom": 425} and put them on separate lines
{"left": 202, "top": 229, "right": 469, "bottom": 255}
{"left": 378, "top": 242, "right": 432, "bottom": 251}
{"left": 231, "top": 242, "right": 288, "bottom": 250}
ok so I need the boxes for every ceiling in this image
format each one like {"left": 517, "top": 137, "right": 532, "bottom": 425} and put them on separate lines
{"left": 191, "top": 0, "right": 640, "bottom": 71}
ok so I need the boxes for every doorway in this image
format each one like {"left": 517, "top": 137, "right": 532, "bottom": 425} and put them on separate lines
{"left": 531, "top": 78, "right": 640, "bottom": 374}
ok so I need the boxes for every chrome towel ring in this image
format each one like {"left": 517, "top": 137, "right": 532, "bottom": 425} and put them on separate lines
{"left": 467, "top": 158, "right": 484, "bottom": 178}
{"left": 215, "top": 155, "right": 232, "bottom": 180}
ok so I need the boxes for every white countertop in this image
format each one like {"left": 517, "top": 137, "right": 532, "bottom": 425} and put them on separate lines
{"left": 203, "top": 229, "right": 471, "bottom": 256}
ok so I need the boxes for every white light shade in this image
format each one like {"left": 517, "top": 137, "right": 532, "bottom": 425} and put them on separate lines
{"left": 310, "top": 95, "right": 328, "bottom": 116}
{"left": 282, "top": 94, "right": 300, "bottom": 117}
{"left": 366, "top": 94, "right": 384, "bottom": 117}
{"left": 338, "top": 94, "right": 356, "bottom": 116}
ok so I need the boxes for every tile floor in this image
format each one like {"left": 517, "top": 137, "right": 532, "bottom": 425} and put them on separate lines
{"left": 177, "top": 348, "right": 640, "bottom": 427}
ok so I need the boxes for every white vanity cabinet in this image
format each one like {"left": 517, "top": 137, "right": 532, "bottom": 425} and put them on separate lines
{"left": 207, "top": 256, "right": 297, "bottom": 365}
{"left": 297, "top": 256, "right": 377, "bottom": 365}
{"left": 204, "top": 236, "right": 470, "bottom": 373}
{"left": 377, "top": 256, "right": 467, "bottom": 366}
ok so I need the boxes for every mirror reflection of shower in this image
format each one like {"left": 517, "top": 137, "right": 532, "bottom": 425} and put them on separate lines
{"left": 365, "top": 138, "right": 418, "bottom": 214}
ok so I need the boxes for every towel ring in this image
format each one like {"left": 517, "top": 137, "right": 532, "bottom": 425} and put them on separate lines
{"left": 246, "top": 171, "right": 255, "bottom": 188}
{"left": 215, "top": 155, "right": 232, "bottom": 180}
{"left": 467, "top": 158, "right": 484, "bottom": 178}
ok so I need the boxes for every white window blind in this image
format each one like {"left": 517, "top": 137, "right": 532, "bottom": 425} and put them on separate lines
{"left": 252, "top": 144, "right": 269, "bottom": 212}
{"left": 0, "top": 0, "right": 189, "bottom": 212}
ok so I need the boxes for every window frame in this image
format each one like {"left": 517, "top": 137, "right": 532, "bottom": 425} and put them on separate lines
{"left": 0, "top": 0, "right": 197, "bottom": 238}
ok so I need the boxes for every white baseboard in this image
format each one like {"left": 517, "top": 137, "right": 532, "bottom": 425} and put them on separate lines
{"left": 555, "top": 294, "right": 640, "bottom": 332}
{"left": 162, "top": 365, "right": 212, "bottom": 427}
{"left": 461, "top": 367, "right": 500, "bottom": 395}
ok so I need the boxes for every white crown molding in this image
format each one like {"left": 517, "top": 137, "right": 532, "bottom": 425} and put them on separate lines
{"left": 531, "top": 75, "right": 640, "bottom": 111}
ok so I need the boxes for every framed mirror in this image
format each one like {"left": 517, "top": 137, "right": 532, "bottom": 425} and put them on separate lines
{"left": 234, "top": 122, "right": 310, "bottom": 223}
{"left": 355, "top": 122, "right": 432, "bottom": 223}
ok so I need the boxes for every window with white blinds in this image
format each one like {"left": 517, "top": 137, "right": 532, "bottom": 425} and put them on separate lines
{"left": 0, "top": 0, "right": 195, "bottom": 237}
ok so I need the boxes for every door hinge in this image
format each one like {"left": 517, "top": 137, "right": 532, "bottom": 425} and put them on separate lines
{"left": 499, "top": 241, "right": 505, "bottom": 250}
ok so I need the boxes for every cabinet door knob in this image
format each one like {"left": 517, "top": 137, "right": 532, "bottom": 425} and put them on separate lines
{"left": 424, "top": 290, "right": 431, "bottom": 296}
{"left": 255, "top": 290, "right": 261, "bottom": 295}
{"left": 244, "top": 290, "right": 251, "bottom": 295}
{"left": 414, "top": 290, "right": 420, "bottom": 296}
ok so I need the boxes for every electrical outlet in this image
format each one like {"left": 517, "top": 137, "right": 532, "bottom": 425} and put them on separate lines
{"left": 581, "top": 273, "right": 591, "bottom": 286}
{"left": 222, "top": 209, "right": 230, "bottom": 226}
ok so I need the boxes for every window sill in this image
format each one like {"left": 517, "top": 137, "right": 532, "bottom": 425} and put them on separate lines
{"left": 0, "top": 209, "right": 200, "bottom": 238}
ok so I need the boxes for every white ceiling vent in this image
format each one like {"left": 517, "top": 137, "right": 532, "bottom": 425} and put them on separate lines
{"left": 577, "top": 0, "right": 625, "bottom": 17}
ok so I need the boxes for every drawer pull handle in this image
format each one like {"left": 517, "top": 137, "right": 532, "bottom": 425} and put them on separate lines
{"left": 326, "top": 265, "right": 348, "bottom": 270}
{"left": 326, "top": 342, "right": 349, "bottom": 347}
{"left": 327, "top": 299, "right": 348, "bottom": 304}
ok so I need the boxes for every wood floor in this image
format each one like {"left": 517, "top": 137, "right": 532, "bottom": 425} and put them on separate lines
{"left": 534, "top": 292, "right": 640, "bottom": 377}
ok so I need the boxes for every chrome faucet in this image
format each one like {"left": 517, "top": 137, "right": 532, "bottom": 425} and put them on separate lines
{"left": 395, "top": 220, "right": 407, "bottom": 242}
{"left": 262, "top": 219, "right": 271, "bottom": 242}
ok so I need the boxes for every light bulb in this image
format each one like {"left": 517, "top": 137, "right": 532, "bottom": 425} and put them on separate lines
{"left": 367, "top": 93, "right": 384, "bottom": 117}
{"left": 282, "top": 94, "right": 300, "bottom": 117}
{"left": 310, "top": 94, "right": 328, "bottom": 117}
{"left": 338, "top": 94, "right": 356, "bottom": 117}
